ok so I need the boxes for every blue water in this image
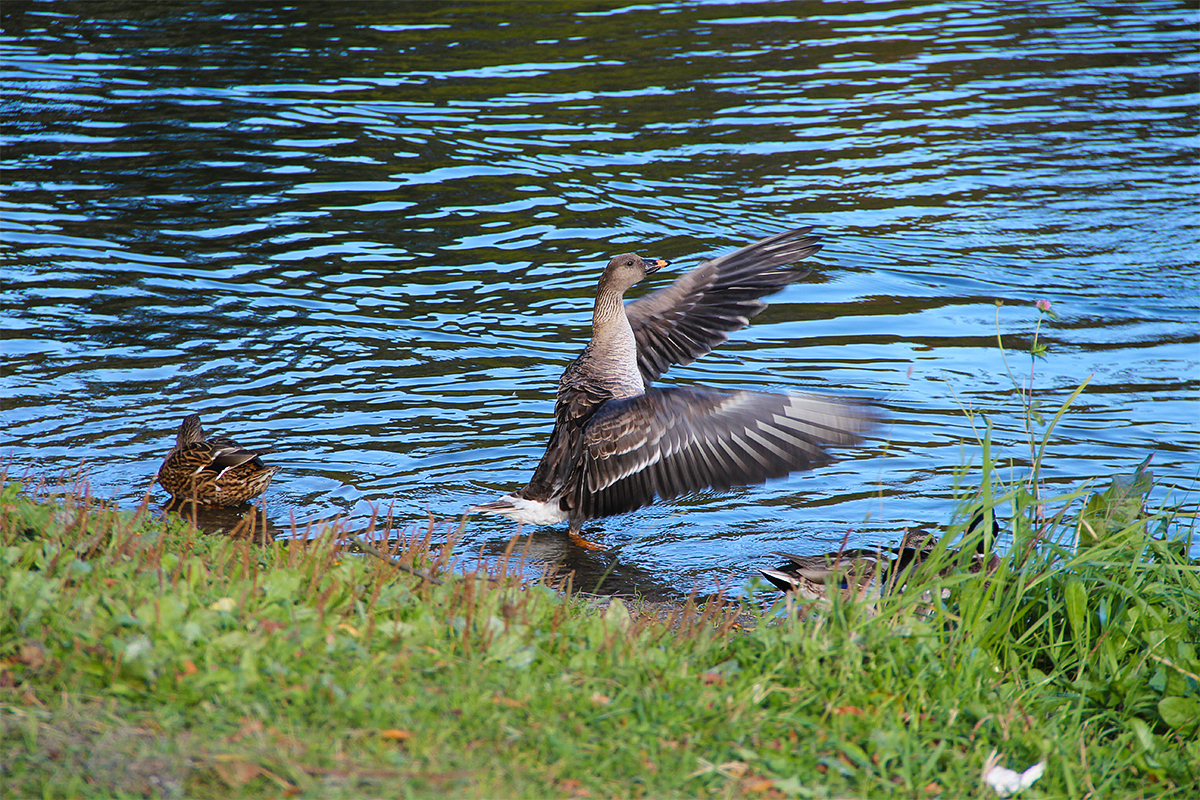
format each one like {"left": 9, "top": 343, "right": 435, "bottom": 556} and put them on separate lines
{"left": 2, "top": 1, "right": 1197, "bottom": 597}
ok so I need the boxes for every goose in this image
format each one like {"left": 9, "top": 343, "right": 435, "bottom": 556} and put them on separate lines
{"left": 472, "top": 227, "right": 875, "bottom": 548}
{"left": 156, "top": 414, "right": 280, "bottom": 506}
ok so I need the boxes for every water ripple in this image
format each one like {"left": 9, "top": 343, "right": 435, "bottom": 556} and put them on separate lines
{"left": 2, "top": 1, "right": 1196, "bottom": 590}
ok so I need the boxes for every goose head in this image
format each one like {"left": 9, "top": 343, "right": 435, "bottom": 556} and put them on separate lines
{"left": 598, "top": 253, "right": 669, "bottom": 295}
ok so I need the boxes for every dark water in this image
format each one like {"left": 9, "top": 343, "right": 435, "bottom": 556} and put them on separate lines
{"left": 3, "top": 1, "right": 1197, "bottom": 597}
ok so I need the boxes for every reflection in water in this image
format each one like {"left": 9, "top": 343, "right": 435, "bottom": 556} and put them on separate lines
{"left": 2, "top": 2, "right": 1197, "bottom": 596}
{"left": 473, "top": 531, "right": 719, "bottom": 605}
{"left": 163, "top": 501, "right": 280, "bottom": 547}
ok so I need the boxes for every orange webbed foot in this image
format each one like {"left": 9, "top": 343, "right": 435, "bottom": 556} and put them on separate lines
{"left": 567, "top": 527, "right": 608, "bottom": 551}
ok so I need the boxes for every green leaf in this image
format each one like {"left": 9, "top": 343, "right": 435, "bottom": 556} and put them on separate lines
{"left": 1159, "top": 697, "right": 1200, "bottom": 732}
{"left": 1065, "top": 580, "right": 1088, "bottom": 643}
{"left": 603, "top": 598, "right": 631, "bottom": 630}
{"left": 1148, "top": 665, "right": 1168, "bottom": 693}
{"left": 839, "top": 741, "right": 871, "bottom": 769}
{"left": 771, "top": 776, "right": 812, "bottom": 797}
{"left": 1079, "top": 457, "right": 1154, "bottom": 542}
{"left": 1128, "top": 717, "right": 1155, "bottom": 753}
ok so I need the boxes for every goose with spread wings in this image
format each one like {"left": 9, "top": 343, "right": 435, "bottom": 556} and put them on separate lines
{"left": 472, "top": 227, "right": 876, "bottom": 548}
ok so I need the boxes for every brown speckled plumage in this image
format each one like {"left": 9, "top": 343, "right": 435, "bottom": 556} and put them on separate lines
{"left": 156, "top": 414, "right": 279, "bottom": 506}
{"left": 760, "top": 516, "right": 1001, "bottom": 601}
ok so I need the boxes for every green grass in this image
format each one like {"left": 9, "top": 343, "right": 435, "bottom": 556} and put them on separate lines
{"left": 2, "top": 463, "right": 1197, "bottom": 799}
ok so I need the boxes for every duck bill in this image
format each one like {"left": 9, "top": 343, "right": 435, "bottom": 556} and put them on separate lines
{"left": 645, "top": 258, "right": 669, "bottom": 274}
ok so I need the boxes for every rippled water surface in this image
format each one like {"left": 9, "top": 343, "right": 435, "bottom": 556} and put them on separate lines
{"left": 3, "top": 1, "right": 1197, "bottom": 597}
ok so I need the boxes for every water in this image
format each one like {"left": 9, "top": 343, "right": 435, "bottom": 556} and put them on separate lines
{"left": 3, "top": 1, "right": 1197, "bottom": 598}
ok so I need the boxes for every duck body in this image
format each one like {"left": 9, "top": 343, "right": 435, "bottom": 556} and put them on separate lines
{"left": 474, "top": 228, "right": 875, "bottom": 547}
{"left": 760, "top": 524, "right": 1001, "bottom": 601}
{"left": 759, "top": 534, "right": 932, "bottom": 601}
{"left": 156, "top": 414, "right": 279, "bottom": 506}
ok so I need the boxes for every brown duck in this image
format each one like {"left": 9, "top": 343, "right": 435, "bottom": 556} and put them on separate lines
{"left": 156, "top": 414, "right": 279, "bottom": 506}
{"left": 473, "top": 228, "right": 876, "bottom": 548}
{"left": 760, "top": 513, "right": 1001, "bottom": 601}
{"left": 759, "top": 530, "right": 939, "bottom": 601}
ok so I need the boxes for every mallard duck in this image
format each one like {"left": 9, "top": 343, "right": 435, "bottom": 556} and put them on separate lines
{"left": 156, "top": 414, "right": 279, "bottom": 506}
{"left": 472, "top": 228, "right": 876, "bottom": 548}
{"left": 760, "top": 516, "right": 1001, "bottom": 601}
{"left": 759, "top": 529, "right": 935, "bottom": 601}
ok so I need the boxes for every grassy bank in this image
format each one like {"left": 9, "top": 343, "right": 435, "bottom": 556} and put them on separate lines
{"left": 2, "top": 467, "right": 1197, "bottom": 799}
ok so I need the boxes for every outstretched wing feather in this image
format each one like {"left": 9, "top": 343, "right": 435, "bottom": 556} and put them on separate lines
{"left": 578, "top": 387, "right": 874, "bottom": 520}
{"left": 625, "top": 228, "right": 822, "bottom": 385}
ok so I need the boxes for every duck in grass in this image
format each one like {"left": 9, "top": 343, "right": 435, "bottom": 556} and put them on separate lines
{"left": 472, "top": 227, "right": 877, "bottom": 549}
{"left": 760, "top": 512, "right": 1001, "bottom": 602}
{"left": 156, "top": 414, "right": 280, "bottom": 506}
{"left": 759, "top": 529, "right": 938, "bottom": 601}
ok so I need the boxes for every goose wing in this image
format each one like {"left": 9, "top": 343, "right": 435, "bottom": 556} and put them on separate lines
{"left": 574, "top": 386, "right": 873, "bottom": 521}
{"left": 625, "top": 228, "right": 822, "bottom": 386}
